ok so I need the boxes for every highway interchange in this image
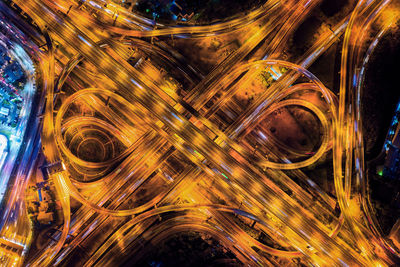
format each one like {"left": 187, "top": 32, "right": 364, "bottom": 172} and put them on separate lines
{"left": 0, "top": 0, "right": 398, "bottom": 266}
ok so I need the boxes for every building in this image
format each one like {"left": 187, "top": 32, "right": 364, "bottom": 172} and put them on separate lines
{"left": 37, "top": 211, "right": 54, "bottom": 225}
{"left": 3, "top": 62, "right": 24, "bottom": 83}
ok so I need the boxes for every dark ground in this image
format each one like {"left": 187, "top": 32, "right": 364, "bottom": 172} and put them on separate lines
{"left": 362, "top": 28, "right": 400, "bottom": 159}
{"left": 363, "top": 27, "right": 400, "bottom": 236}
{"left": 133, "top": 0, "right": 266, "bottom": 24}
{"left": 128, "top": 232, "right": 242, "bottom": 267}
